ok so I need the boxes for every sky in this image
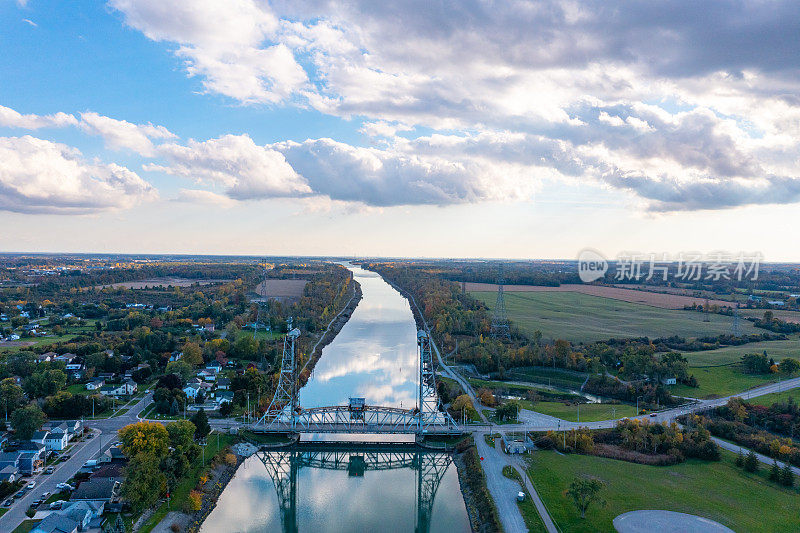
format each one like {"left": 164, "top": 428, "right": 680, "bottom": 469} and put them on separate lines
{"left": 1, "top": 0, "right": 799, "bottom": 260}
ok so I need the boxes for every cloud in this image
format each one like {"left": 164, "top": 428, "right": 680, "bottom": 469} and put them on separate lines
{"left": 0, "top": 105, "right": 77, "bottom": 129}
{"left": 22, "top": 18, "right": 36, "bottom": 27}
{"left": 173, "top": 188, "right": 236, "bottom": 208}
{"left": 0, "top": 136, "right": 157, "bottom": 214}
{"left": 146, "top": 134, "right": 311, "bottom": 199}
{"left": 78, "top": 112, "right": 176, "bottom": 156}
{"left": 109, "top": 0, "right": 306, "bottom": 104}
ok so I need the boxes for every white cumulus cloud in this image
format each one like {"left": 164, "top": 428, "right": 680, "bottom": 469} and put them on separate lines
{"left": 0, "top": 136, "right": 157, "bottom": 214}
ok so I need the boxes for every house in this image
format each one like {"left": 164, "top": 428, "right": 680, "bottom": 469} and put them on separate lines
{"left": 216, "top": 377, "right": 231, "bottom": 390}
{"left": 54, "top": 353, "right": 77, "bottom": 363}
{"left": 86, "top": 378, "right": 105, "bottom": 391}
{"left": 57, "top": 502, "right": 92, "bottom": 531}
{"left": 204, "top": 323, "right": 215, "bottom": 332}
{"left": 197, "top": 370, "right": 216, "bottom": 382}
{"left": 99, "top": 379, "right": 137, "bottom": 397}
{"left": 183, "top": 384, "right": 201, "bottom": 399}
{"left": 62, "top": 420, "right": 83, "bottom": 440}
{"left": 501, "top": 438, "right": 527, "bottom": 454}
{"left": 90, "top": 462, "right": 125, "bottom": 484}
{"left": 768, "top": 300, "right": 786, "bottom": 306}
{"left": 62, "top": 499, "right": 105, "bottom": 521}
{"left": 31, "top": 430, "right": 50, "bottom": 445}
{"left": 36, "top": 352, "right": 56, "bottom": 363}
{"left": 661, "top": 377, "right": 677, "bottom": 386}
{"left": 19, "top": 448, "right": 45, "bottom": 474}
{"left": 0, "top": 451, "right": 21, "bottom": 470}
{"left": 168, "top": 351, "right": 182, "bottom": 362}
{"left": 7, "top": 334, "right": 20, "bottom": 341}
{"left": 70, "top": 478, "right": 120, "bottom": 503}
{"left": 206, "top": 361, "right": 222, "bottom": 373}
{"left": 216, "top": 390, "right": 234, "bottom": 404}
{"left": 45, "top": 428, "right": 70, "bottom": 451}
{"left": 0, "top": 465, "right": 19, "bottom": 482}
{"left": 30, "top": 514, "right": 79, "bottom": 533}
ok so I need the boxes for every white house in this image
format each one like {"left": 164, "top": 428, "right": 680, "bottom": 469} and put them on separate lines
{"left": 183, "top": 384, "right": 201, "bottom": 399}
{"left": 86, "top": 379, "right": 105, "bottom": 391}
{"left": 216, "top": 390, "right": 234, "bottom": 404}
{"left": 99, "top": 379, "right": 137, "bottom": 396}
{"left": 45, "top": 429, "right": 69, "bottom": 451}
{"left": 197, "top": 369, "right": 216, "bottom": 382}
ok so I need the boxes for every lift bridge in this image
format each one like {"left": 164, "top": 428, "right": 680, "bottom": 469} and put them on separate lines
{"left": 258, "top": 443, "right": 453, "bottom": 533}
{"left": 250, "top": 329, "right": 460, "bottom": 435}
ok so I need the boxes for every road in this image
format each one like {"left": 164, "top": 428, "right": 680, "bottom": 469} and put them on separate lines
{"left": 0, "top": 392, "right": 153, "bottom": 532}
{"left": 711, "top": 436, "right": 800, "bottom": 475}
{"left": 474, "top": 433, "right": 527, "bottom": 533}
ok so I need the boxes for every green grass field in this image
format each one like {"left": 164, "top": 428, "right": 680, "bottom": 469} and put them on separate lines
{"left": 522, "top": 401, "right": 638, "bottom": 422}
{"left": 472, "top": 290, "right": 757, "bottom": 343}
{"left": 683, "top": 338, "right": 800, "bottom": 366}
{"left": 671, "top": 365, "right": 780, "bottom": 399}
{"left": 748, "top": 387, "right": 800, "bottom": 406}
{"left": 527, "top": 450, "right": 800, "bottom": 532}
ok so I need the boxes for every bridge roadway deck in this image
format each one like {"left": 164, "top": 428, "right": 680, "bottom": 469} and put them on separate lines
{"left": 248, "top": 422, "right": 464, "bottom": 435}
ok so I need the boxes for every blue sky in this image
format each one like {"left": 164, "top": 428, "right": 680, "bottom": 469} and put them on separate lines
{"left": 2, "top": 1, "right": 800, "bottom": 260}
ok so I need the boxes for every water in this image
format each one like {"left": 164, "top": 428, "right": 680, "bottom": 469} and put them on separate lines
{"left": 201, "top": 264, "right": 470, "bottom": 533}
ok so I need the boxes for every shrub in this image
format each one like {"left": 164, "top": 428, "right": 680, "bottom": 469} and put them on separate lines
{"left": 744, "top": 450, "right": 759, "bottom": 473}
{"left": 188, "top": 490, "right": 203, "bottom": 511}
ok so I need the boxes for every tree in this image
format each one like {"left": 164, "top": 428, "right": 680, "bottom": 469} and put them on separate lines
{"left": 780, "top": 463, "right": 794, "bottom": 487}
{"left": 780, "top": 358, "right": 800, "bottom": 375}
{"left": 11, "top": 404, "right": 45, "bottom": 441}
{"left": 567, "top": 478, "right": 605, "bottom": 519}
{"left": 122, "top": 453, "right": 167, "bottom": 512}
{"left": 165, "top": 361, "right": 194, "bottom": 382}
{"left": 196, "top": 390, "right": 205, "bottom": 404}
{"left": 744, "top": 450, "right": 759, "bottom": 473}
{"left": 219, "top": 401, "right": 233, "bottom": 417}
{"left": 0, "top": 378, "right": 25, "bottom": 417}
{"left": 182, "top": 342, "right": 203, "bottom": 367}
{"left": 770, "top": 460, "right": 782, "bottom": 481}
{"left": 119, "top": 421, "right": 170, "bottom": 459}
{"left": 23, "top": 369, "right": 67, "bottom": 398}
{"left": 495, "top": 400, "right": 520, "bottom": 422}
{"left": 190, "top": 408, "right": 210, "bottom": 440}
{"left": 735, "top": 450, "right": 745, "bottom": 468}
{"left": 166, "top": 420, "right": 197, "bottom": 455}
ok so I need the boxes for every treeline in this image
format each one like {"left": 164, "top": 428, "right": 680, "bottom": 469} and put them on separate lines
{"left": 535, "top": 418, "right": 719, "bottom": 465}
{"left": 699, "top": 397, "right": 800, "bottom": 467}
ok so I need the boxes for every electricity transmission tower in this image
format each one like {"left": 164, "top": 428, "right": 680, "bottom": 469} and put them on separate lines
{"left": 703, "top": 298, "right": 711, "bottom": 322}
{"left": 254, "top": 261, "right": 269, "bottom": 340}
{"left": 490, "top": 264, "right": 511, "bottom": 341}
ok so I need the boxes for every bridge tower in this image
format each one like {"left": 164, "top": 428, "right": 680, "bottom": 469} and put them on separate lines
{"left": 259, "top": 449, "right": 452, "bottom": 533}
{"left": 417, "top": 331, "right": 457, "bottom": 432}
{"left": 490, "top": 264, "right": 511, "bottom": 341}
{"left": 263, "top": 325, "right": 302, "bottom": 428}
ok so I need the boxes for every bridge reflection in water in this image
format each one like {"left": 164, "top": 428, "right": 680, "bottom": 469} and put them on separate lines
{"left": 259, "top": 442, "right": 454, "bottom": 533}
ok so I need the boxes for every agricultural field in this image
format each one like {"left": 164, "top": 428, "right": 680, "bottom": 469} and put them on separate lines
{"left": 527, "top": 450, "right": 800, "bottom": 533}
{"left": 471, "top": 290, "right": 757, "bottom": 343}
{"left": 466, "top": 283, "right": 734, "bottom": 309}
{"left": 93, "top": 277, "right": 231, "bottom": 289}
{"left": 254, "top": 279, "right": 309, "bottom": 299}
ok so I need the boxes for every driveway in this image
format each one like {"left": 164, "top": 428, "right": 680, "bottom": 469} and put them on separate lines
{"left": 474, "top": 433, "right": 527, "bottom": 533}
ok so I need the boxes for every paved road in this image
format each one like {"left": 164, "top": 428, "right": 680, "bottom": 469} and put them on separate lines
{"left": 0, "top": 392, "right": 153, "bottom": 532}
{"left": 510, "top": 457, "right": 558, "bottom": 533}
{"left": 474, "top": 433, "right": 527, "bottom": 533}
{"left": 712, "top": 436, "right": 800, "bottom": 475}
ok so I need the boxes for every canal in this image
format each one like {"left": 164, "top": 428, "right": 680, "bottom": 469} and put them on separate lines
{"left": 200, "top": 264, "right": 471, "bottom": 533}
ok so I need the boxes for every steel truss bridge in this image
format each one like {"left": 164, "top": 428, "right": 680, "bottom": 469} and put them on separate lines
{"left": 250, "top": 329, "right": 461, "bottom": 435}
{"left": 258, "top": 443, "right": 454, "bottom": 533}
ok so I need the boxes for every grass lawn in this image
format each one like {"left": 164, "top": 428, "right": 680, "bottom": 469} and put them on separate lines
{"left": 682, "top": 338, "right": 800, "bottom": 366}
{"left": 523, "top": 401, "right": 637, "bottom": 422}
{"left": 671, "top": 365, "right": 780, "bottom": 399}
{"left": 527, "top": 449, "right": 800, "bottom": 532}
{"left": 137, "top": 431, "right": 236, "bottom": 533}
{"left": 472, "top": 290, "right": 758, "bottom": 343}
{"left": 11, "top": 520, "right": 40, "bottom": 533}
{"left": 502, "top": 465, "right": 547, "bottom": 533}
{"left": 748, "top": 387, "right": 800, "bottom": 406}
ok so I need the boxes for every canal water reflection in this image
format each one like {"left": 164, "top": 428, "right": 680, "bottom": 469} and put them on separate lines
{"left": 200, "top": 264, "right": 470, "bottom": 532}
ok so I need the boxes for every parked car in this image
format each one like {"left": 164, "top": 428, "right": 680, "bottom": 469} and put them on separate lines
{"left": 40, "top": 491, "right": 50, "bottom": 500}
{"left": 49, "top": 500, "right": 65, "bottom": 510}
{"left": 26, "top": 481, "right": 35, "bottom": 489}
{"left": 2, "top": 498, "right": 13, "bottom": 507}
{"left": 45, "top": 466, "right": 55, "bottom": 474}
